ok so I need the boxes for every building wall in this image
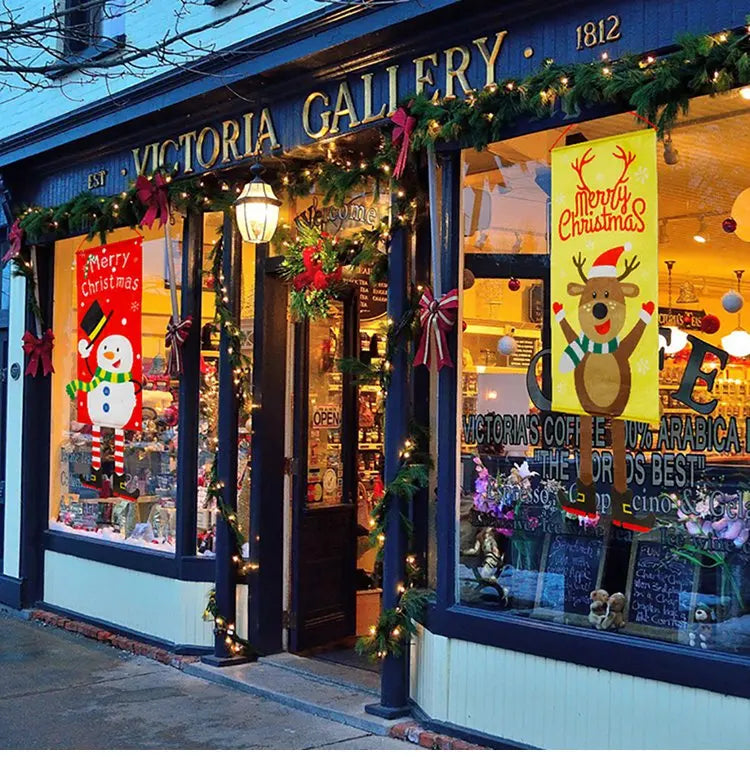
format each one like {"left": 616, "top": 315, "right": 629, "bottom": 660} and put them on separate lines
{"left": 44, "top": 551, "right": 215, "bottom": 647}
{"left": 0, "top": 0, "right": 324, "bottom": 141}
{"left": 410, "top": 624, "right": 750, "bottom": 749}
{"left": 2, "top": 273, "right": 26, "bottom": 578}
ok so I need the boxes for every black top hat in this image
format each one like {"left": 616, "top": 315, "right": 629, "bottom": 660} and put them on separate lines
{"left": 80, "top": 300, "right": 113, "bottom": 348}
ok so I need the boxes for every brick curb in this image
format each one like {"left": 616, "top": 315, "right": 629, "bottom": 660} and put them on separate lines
{"left": 390, "top": 721, "right": 485, "bottom": 750}
{"left": 29, "top": 609, "right": 199, "bottom": 670}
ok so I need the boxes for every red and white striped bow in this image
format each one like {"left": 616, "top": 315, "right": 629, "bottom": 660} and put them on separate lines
{"left": 165, "top": 315, "right": 193, "bottom": 376}
{"left": 413, "top": 287, "right": 459, "bottom": 370}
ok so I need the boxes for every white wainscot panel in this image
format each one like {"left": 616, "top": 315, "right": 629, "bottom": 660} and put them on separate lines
{"left": 44, "top": 552, "right": 214, "bottom": 648}
{"left": 411, "top": 626, "right": 750, "bottom": 749}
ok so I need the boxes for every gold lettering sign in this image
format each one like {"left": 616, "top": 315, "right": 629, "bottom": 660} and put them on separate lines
{"left": 130, "top": 29, "right": 510, "bottom": 177}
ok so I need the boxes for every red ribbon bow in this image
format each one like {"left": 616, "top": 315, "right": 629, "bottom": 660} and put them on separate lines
{"left": 165, "top": 315, "right": 193, "bottom": 376}
{"left": 293, "top": 245, "right": 342, "bottom": 292}
{"left": 391, "top": 106, "right": 416, "bottom": 179}
{"left": 413, "top": 288, "right": 459, "bottom": 370}
{"left": 136, "top": 174, "right": 170, "bottom": 229}
{"left": 22, "top": 329, "right": 55, "bottom": 377}
{"left": 2, "top": 219, "right": 23, "bottom": 263}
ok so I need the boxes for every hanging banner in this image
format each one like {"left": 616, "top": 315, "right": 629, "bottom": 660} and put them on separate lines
{"left": 551, "top": 129, "right": 659, "bottom": 425}
{"left": 71, "top": 238, "right": 143, "bottom": 432}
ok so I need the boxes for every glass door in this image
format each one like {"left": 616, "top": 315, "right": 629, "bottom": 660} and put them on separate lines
{"left": 290, "top": 295, "right": 358, "bottom": 651}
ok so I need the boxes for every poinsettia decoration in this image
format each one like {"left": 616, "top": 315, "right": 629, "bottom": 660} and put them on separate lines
{"left": 280, "top": 224, "right": 346, "bottom": 320}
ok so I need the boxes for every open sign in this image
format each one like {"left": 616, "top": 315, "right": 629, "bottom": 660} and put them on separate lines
{"left": 312, "top": 405, "right": 341, "bottom": 429}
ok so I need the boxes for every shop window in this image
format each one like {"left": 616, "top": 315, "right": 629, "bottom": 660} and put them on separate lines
{"left": 457, "top": 91, "right": 750, "bottom": 657}
{"left": 50, "top": 223, "right": 184, "bottom": 551}
{"left": 196, "top": 212, "right": 255, "bottom": 556}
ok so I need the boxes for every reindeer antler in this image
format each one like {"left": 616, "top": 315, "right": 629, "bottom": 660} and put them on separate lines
{"left": 612, "top": 145, "right": 637, "bottom": 186}
{"left": 617, "top": 256, "right": 641, "bottom": 281}
{"left": 570, "top": 148, "right": 595, "bottom": 191}
{"left": 572, "top": 252, "right": 588, "bottom": 283}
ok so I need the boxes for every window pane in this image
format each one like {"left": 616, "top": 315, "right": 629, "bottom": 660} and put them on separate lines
{"left": 457, "top": 91, "right": 750, "bottom": 658}
{"left": 196, "top": 213, "right": 255, "bottom": 557}
{"left": 307, "top": 302, "right": 344, "bottom": 507}
{"left": 51, "top": 222, "right": 184, "bottom": 551}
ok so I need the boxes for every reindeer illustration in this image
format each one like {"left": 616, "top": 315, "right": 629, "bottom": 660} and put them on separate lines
{"left": 553, "top": 244, "right": 655, "bottom": 532}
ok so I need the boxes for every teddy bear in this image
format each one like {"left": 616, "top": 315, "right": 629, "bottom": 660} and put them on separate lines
{"left": 588, "top": 589, "right": 609, "bottom": 629}
{"left": 688, "top": 604, "right": 714, "bottom": 649}
{"left": 601, "top": 592, "right": 627, "bottom": 630}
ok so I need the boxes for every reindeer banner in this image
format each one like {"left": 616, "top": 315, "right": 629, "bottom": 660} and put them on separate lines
{"left": 551, "top": 129, "right": 659, "bottom": 427}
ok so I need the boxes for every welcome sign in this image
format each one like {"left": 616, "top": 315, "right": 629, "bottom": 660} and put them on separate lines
{"left": 550, "top": 129, "right": 659, "bottom": 426}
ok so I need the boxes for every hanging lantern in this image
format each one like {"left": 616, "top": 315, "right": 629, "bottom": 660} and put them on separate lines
{"left": 234, "top": 162, "right": 282, "bottom": 244}
{"left": 701, "top": 314, "right": 720, "bottom": 334}
{"left": 721, "top": 270, "right": 750, "bottom": 358}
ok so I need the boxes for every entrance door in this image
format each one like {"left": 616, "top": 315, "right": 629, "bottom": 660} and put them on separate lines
{"left": 289, "top": 295, "right": 358, "bottom": 651}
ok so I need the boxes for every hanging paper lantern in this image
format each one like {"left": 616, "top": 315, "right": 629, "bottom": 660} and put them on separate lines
{"left": 722, "top": 290, "right": 744, "bottom": 314}
{"left": 508, "top": 277, "right": 521, "bottom": 292}
{"left": 497, "top": 335, "right": 517, "bottom": 355}
{"left": 723, "top": 217, "right": 737, "bottom": 234}
{"left": 701, "top": 314, "right": 720, "bottom": 334}
{"left": 463, "top": 269, "right": 475, "bottom": 290}
{"left": 731, "top": 188, "right": 750, "bottom": 242}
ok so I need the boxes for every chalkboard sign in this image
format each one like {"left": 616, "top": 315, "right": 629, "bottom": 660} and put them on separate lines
{"left": 629, "top": 541, "right": 695, "bottom": 630}
{"left": 351, "top": 266, "right": 388, "bottom": 321}
{"left": 537, "top": 534, "right": 602, "bottom": 615}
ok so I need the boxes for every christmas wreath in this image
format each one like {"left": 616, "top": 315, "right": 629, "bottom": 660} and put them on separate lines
{"left": 280, "top": 224, "right": 346, "bottom": 320}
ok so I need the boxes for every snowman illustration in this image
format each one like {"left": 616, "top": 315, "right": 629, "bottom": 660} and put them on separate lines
{"left": 66, "top": 300, "right": 141, "bottom": 501}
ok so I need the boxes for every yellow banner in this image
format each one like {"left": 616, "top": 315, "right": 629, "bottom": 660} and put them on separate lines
{"left": 551, "top": 129, "right": 659, "bottom": 425}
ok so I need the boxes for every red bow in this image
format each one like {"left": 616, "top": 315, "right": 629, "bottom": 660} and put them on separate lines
{"left": 2, "top": 219, "right": 23, "bottom": 263}
{"left": 293, "top": 245, "right": 341, "bottom": 292}
{"left": 165, "top": 315, "right": 193, "bottom": 376}
{"left": 391, "top": 106, "right": 416, "bottom": 179}
{"left": 135, "top": 174, "right": 169, "bottom": 229}
{"left": 22, "top": 329, "right": 55, "bottom": 377}
{"left": 413, "top": 288, "right": 459, "bottom": 370}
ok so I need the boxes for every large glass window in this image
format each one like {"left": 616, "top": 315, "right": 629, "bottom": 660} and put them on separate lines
{"left": 51, "top": 223, "right": 184, "bottom": 551}
{"left": 457, "top": 91, "right": 750, "bottom": 657}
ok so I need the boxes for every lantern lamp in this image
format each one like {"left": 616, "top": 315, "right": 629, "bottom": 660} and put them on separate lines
{"left": 234, "top": 162, "right": 281, "bottom": 244}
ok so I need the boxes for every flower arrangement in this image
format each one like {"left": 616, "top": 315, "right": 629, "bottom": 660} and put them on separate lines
{"left": 472, "top": 457, "right": 539, "bottom": 536}
{"left": 672, "top": 488, "right": 750, "bottom": 548}
{"left": 280, "top": 225, "right": 345, "bottom": 320}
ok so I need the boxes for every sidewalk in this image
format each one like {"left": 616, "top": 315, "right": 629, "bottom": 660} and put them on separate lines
{"left": 0, "top": 610, "right": 421, "bottom": 750}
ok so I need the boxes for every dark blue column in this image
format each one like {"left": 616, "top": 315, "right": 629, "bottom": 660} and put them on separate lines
{"left": 203, "top": 214, "right": 247, "bottom": 666}
{"left": 175, "top": 210, "right": 202, "bottom": 565}
{"left": 436, "top": 147, "right": 461, "bottom": 610}
{"left": 366, "top": 213, "right": 411, "bottom": 719}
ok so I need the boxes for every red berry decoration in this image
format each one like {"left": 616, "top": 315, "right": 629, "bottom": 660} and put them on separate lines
{"left": 723, "top": 217, "right": 737, "bottom": 234}
{"left": 701, "top": 314, "right": 720, "bottom": 334}
{"left": 508, "top": 277, "right": 521, "bottom": 291}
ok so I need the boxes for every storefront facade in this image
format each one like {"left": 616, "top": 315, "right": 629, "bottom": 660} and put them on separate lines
{"left": 1, "top": 0, "right": 750, "bottom": 748}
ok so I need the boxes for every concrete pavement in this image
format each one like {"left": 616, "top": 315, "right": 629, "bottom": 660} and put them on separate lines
{"left": 0, "top": 610, "right": 420, "bottom": 750}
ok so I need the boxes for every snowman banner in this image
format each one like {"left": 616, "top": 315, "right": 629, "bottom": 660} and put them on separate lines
{"left": 66, "top": 238, "right": 143, "bottom": 499}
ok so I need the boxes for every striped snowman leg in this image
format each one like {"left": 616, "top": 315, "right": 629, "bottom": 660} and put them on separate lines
{"left": 114, "top": 427, "right": 125, "bottom": 476}
{"left": 91, "top": 425, "right": 102, "bottom": 471}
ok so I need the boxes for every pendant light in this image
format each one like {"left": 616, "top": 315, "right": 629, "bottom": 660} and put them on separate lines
{"left": 721, "top": 270, "right": 750, "bottom": 358}
{"left": 659, "top": 260, "right": 689, "bottom": 354}
{"left": 234, "top": 161, "right": 281, "bottom": 244}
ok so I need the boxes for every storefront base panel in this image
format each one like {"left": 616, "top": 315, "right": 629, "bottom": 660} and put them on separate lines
{"left": 43, "top": 551, "right": 215, "bottom": 649}
{"left": 410, "top": 625, "right": 750, "bottom": 750}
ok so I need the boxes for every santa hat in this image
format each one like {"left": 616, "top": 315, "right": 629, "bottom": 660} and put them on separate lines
{"left": 588, "top": 243, "right": 631, "bottom": 279}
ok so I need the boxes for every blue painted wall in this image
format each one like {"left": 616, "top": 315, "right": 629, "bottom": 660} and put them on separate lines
{"left": 10, "top": 0, "right": 750, "bottom": 208}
